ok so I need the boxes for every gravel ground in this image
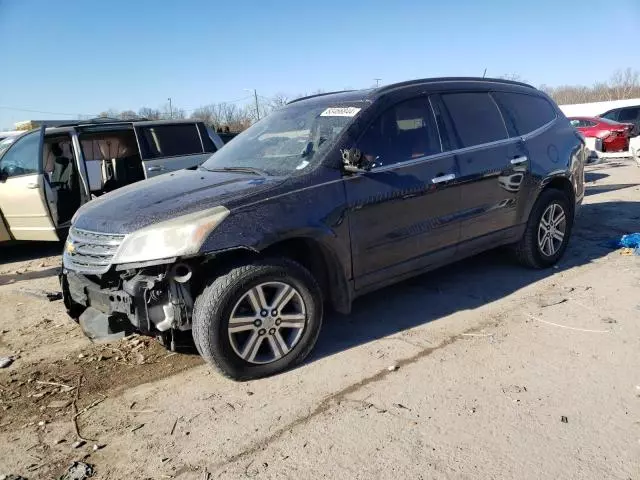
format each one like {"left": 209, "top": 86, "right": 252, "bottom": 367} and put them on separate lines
{"left": 0, "top": 159, "right": 639, "bottom": 479}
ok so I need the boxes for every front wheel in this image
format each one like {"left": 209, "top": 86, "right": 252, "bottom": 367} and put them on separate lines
{"left": 513, "top": 189, "right": 574, "bottom": 268}
{"left": 192, "top": 258, "right": 323, "bottom": 380}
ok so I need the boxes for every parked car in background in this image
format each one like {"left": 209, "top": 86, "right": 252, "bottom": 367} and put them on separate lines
{"left": 568, "top": 116, "right": 631, "bottom": 152}
{"left": 61, "top": 77, "right": 586, "bottom": 380}
{"left": 0, "top": 119, "right": 224, "bottom": 243}
{"left": 217, "top": 131, "right": 239, "bottom": 144}
{"left": 599, "top": 105, "right": 640, "bottom": 136}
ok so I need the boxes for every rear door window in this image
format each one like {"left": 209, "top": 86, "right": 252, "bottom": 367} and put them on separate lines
{"left": 356, "top": 97, "right": 441, "bottom": 168}
{"left": 492, "top": 92, "right": 557, "bottom": 136}
{"left": 136, "top": 123, "right": 203, "bottom": 159}
{"left": 618, "top": 107, "right": 640, "bottom": 122}
{"left": 440, "top": 92, "right": 508, "bottom": 148}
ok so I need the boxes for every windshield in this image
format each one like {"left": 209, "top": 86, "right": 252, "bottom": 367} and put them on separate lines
{"left": 200, "top": 103, "right": 362, "bottom": 176}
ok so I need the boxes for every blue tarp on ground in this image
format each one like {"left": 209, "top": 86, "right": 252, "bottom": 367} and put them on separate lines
{"left": 612, "top": 233, "right": 640, "bottom": 255}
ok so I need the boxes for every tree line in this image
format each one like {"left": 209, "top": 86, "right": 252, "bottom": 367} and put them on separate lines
{"left": 96, "top": 69, "right": 640, "bottom": 131}
{"left": 503, "top": 68, "right": 640, "bottom": 105}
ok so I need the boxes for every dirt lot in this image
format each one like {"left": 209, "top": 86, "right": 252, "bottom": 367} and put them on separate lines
{"left": 1, "top": 159, "right": 639, "bottom": 479}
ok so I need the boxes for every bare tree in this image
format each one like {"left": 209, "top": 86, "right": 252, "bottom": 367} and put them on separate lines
{"left": 119, "top": 110, "right": 138, "bottom": 120}
{"left": 609, "top": 68, "right": 640, "bottom": 100}
{"left": 138, "top": 107, "right": 162, "bottom": 120}
{"left": 98, "top": 109, "right": 120, "bottom": 119}
{"left": 541, "top": 68, "right": 640, "bottom": 104}
{"left": 269, "top": 93, "right": 290, "bottom": 110}
{"left": 191, "top": 105, "right": 219, "bottom": 127}
{"left": 499, "top": 74, "right": 527, "bottom": 83}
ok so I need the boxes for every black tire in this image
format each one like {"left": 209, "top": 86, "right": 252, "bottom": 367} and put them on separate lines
{"left": 513, "top": 188, "right": 574, "bottom": 269}
{"left": 192, "top": 258, "right": 323, "bottom": 381}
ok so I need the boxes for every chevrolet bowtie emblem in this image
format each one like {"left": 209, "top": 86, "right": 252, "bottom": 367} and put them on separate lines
{"left": 65, "top": 241, "right": 76, "bottom": 253}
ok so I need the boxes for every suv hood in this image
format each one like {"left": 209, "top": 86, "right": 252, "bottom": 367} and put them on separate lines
{"left": 73, "top": 169, "right": 283, "bottom": 234}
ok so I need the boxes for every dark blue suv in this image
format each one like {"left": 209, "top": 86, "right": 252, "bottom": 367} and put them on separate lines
{"left": 61, "top": 77, "right": 586, "bottom": 380}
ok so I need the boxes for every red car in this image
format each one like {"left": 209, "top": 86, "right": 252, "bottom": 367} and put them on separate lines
{"left": 568, "top": 116, "right": 632, "bottom": 152}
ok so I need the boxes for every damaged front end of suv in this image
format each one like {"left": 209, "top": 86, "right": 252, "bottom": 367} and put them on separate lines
{"left": 61, "top": 206, "right": 230, "bottom": 347}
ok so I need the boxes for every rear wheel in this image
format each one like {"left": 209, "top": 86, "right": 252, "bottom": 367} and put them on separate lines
{"left": 192, "top": 258, "right": 323, "bottom": 380}
{"left": 513, "top": 189, "right": 573, "bottom": 268}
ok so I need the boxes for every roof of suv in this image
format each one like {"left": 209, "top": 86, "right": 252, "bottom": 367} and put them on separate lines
{"left": 288, "top": 77, "right": 537, "bottom": 106}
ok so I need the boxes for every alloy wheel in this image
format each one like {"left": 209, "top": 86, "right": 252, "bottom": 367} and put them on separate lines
{"left": 537, "top": 203, "right": 566, "bottom": 257}
{"left": 227, "top": 281, "right": 307, "bottom": 364}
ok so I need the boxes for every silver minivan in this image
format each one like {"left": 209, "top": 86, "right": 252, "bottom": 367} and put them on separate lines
{"left": 0, "top": 119, "right": 223, "bottom": 242}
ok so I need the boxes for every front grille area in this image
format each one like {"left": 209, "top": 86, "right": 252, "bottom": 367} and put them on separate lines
{"left": 63, "top": 227, "right": 126, "bottom": 275}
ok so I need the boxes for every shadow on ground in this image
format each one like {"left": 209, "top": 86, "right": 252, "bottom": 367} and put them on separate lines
{"left": 584, "top": 171, "right": 609, "bottom": 183}
{"left": 0, "top": 241, "right": 62, "bottom": 264}
{"left": 0, "top": 266, "right": 61, "bottom": 286}
{"left": 311, "top": 201, "right": 637, "bottom": 363}
{"left": 0, "top": 241, "right": 63, "bottom": 285}
{"left": 585, "top": 183, "right": 640, "bottom": 196}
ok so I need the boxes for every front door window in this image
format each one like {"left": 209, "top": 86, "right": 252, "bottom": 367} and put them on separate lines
{"left": 0, "top": 131, "right": 40, "bottom": 178}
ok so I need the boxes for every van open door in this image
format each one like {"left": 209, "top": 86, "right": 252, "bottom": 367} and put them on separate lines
{"left": 133, "top": 121, "right": 216, "bottom": 178}
{"left": 0, "top": 127, "right": 59, "bottom": 241}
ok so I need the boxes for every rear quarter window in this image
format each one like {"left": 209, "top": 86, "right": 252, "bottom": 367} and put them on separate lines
{"left": 492, "top": 92, "right": 557, "bottom": 136}
{"left": 440, "top": 92, "right": 508, "bottom": 148}
{"left": 137, "top": 123, "right": 203, "bottom": 159}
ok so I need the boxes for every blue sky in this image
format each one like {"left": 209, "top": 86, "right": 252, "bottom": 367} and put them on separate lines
{"left": 1, "top": 0, "right": 638, "bottom": 129}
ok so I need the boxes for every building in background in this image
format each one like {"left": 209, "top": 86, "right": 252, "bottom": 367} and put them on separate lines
{"left": 14, "top": 119, "right": 71, "bottom": 130}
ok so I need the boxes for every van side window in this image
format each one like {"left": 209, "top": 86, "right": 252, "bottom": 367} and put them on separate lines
{"left": 137, "top": 124, "right": 203, "bottom": 159}
{"left": 0, "top": 131, "right": 40, "bottom": 177}
{"left": 357, "top": 97, "right": 441, "bottom": 168}
{"left": 440, "top": 92, "right": 508, "bottom": 147}
{"left": 492, "top": 92, "right": 557, "bottom": 136}
{"left": 197, "top": 123, "right": 217, "bottom": 153}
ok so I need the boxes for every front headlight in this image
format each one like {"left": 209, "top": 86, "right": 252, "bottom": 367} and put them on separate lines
{"left": 111, "top": 206, "right": 229, "bottom": 265}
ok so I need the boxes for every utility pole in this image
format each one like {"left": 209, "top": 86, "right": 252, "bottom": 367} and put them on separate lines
{"left": 253, "top": 89, "right": 260, "bottom": 121}
{"left": 245, "top": 89, "right": 260, "bottom": 121}
{"left": 482, "top": 68, "right": 487, "bottom": 78}
{"left": 374, "top": 78, "right": 381, "bottom": 87}
{"left": 167, "top": 97, "right": 173, "bottom": 119}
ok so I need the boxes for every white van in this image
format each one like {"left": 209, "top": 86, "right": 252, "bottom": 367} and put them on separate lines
{"left": 0, "top": 119, "right": 224, "bottom": 242}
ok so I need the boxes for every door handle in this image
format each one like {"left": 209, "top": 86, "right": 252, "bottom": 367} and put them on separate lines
{"left": 431, "top": 173, "right": 456, "bottom": 184}
{"left": 147, "top": 166, "right": 165, "bottom": 172}
{"left": 510, "top": 156, "right": 528, "bottom": 165}
{"left": 26, "top": 183, "right": 39, "bottom": 189}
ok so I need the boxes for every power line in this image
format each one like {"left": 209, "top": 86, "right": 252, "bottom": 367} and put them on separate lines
{"left": 0, "top": 94, "right": 257, "bottom": 118}
{"left": 0, "top": 106, "right": 83, "bottom": 116}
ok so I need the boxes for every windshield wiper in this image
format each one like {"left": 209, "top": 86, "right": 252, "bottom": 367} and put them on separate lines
{"left": 201, "top": 166, "right": 267, "bottom": 176}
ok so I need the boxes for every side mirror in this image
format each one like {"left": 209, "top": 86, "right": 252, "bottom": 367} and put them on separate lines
{"left": 0, "top": 168, "right": 8, "bottom": 183}
{"left": 341, "top": 148, "right": 375, "bottom": 173}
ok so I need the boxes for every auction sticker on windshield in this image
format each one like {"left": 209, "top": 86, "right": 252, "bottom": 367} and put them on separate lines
{"left": 320, "top": 107, "right": 361, "bottom": 117}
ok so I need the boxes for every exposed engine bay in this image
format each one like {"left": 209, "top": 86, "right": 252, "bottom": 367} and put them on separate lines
{"left": 62, "top": 262, "right": 196, "bottom": 348}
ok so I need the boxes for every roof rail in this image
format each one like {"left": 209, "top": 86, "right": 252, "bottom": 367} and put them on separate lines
{"left": 55, "top": 117, "right": 150, "bottom": 128}
{"left": 287, "top": 90, "right": 357, "bottom": 104}
{"left": 375, "top": 77, "right": 535, "bottom": 95}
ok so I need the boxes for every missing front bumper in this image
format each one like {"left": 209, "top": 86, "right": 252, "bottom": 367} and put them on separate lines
{"left": 60, "top": 265, "right": 194, "bottom": 342}
{"left": 79, "top": 307, "right": 132, "bottom": 342}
